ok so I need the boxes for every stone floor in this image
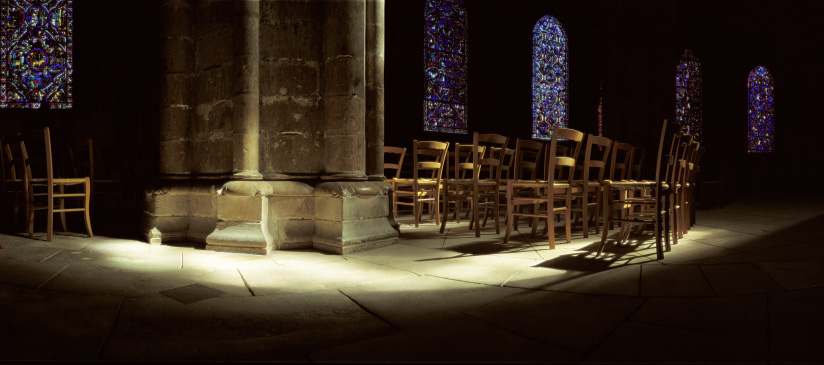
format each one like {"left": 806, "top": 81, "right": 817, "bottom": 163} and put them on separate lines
{"left": 1, "top": 196, "right": 823, "bottom": 363}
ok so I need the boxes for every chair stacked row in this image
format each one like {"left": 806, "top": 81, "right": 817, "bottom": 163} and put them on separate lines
{"left": 384, "top": 119, "right": 703, "bottom": 260}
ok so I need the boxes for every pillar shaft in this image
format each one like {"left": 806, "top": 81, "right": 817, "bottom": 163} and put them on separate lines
{"left": 322, "top": 0, "right": 367, "bottom": 180}
{"left": 365, "top": 0, "right": 385, "bottom": 180}
{"left": 232, "top": 0, "right": 262, "bottom": 180}
{"left": 159, "top": 0, "right": 193, "bottom": 179}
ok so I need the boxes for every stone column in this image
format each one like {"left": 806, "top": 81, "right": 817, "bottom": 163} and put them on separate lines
{"left": 322, "top": 0, "right": 367, "bottom": 180}
{"left": 159, "top": 0, "right": 193, "bottom": 179}
{"left": 365, "top": 0, "right": 385, "bottom": 181}
{"left": 231, "top": 0, "right": 263, "bottom": 180}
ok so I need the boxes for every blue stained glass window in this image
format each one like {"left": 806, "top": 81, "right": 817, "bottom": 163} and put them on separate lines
{"left": 747, "top": 66, "right": 774, "bottom": 153}
{"left": 532, "top": 15, "right": 568, "bottom": 140}
{"left": 675, "top": 49, "right": 702, "bottom": 142}
{"left": 423, "top": 0, "right": 467, "bottom": 134}
{"left": 1, "top": 0, "right": 72, "bottom": 109}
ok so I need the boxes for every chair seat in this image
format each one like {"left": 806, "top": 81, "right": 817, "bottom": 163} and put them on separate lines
{"left": 446, "top": 178, "right": 499, "bottom": 187}
{"left": 394, "top": 178, "right": 441, "bottom": 185}
{"left": 509, "top": 179, "right": 571, "bottom": 189}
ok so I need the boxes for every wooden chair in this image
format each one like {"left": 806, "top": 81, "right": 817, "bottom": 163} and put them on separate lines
{"left": 508, "top": 138, "right": 544, "bottom": 229}
{"left": 570, "top": 134, "right": 612, "bottom": 238}
{"left": 18, "top": 127, "right": 93, "bottom": 241}
{"left": 440, "top": 133, "right": 508, "bottom": 237}
{"left": 393, "top": 140, "right": 448, "bottom": 227}
{"left": 383, "top": 146, "right": 406, "bottom": 218}
{"left": 504, "top": 126, "right": 584, "bottom": 249}
{"left": 608, "top": 142, "right": 634, "bottom": 181}
{"left": 1, "top": 134, "right": 28, "bottom": 232}
{"left": 444, "top": 143, "right": 486, "bottom": 223}
{"left": 597, "top": 120, "right": 676, "bottom": 260}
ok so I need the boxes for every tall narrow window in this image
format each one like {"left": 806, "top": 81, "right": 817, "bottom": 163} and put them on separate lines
{"left": 747, "top": 66, "right": 774, "bottom": 153}
{"left": 532, "top": 15, "right": 568, "bottom": 140}
{"left": 675, "top": 49, "right": 701, "bottom": 142}
{"left": 1, "top": 0, "right": 72, "bottom": 109}
{"left": 423, "top": 0, "right": 467, "bottom": 134}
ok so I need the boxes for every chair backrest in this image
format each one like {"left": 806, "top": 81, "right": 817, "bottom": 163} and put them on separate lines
{"left": 67, "top": 138, "right": 94, "bottom": 182}
{"left": 383, "top": 146, "right": 406, "bottom": 179}
{"left": 629, "top": 146, "right": 646, "bottom": 180}
{"left": 546, "top": 126, "right": 585, "bottom": 185}
{"left": 581, "top": 134, "right": 612, "bottom": 183}
{"left": 18, "top": 128, "right": 56, "bottom": 185}
{"left": 450, "top": 143, "right": 485, "bottom": 180}
{"left": 512, "top": 138, "right": 543, "bottom": 180}
{"left": 412, "top": 140, "right": 449, "bottom": 182}
{"left": 608, "top": 142, "right": 634, "bottom": 181}
{"left": 492, "top": 146, "right": 515, "bottom": 180}
{"left": 652, "top": 119, "right": 682, "bottom": 188}
{"left": 472, "top": 133, "right": 509, "bottom": 182}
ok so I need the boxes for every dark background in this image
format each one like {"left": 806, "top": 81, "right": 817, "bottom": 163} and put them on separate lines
{"left": 386, "top": 0, "right": 824, "bottom": 199}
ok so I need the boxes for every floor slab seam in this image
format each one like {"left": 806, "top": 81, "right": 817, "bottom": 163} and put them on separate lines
{"left": 95, "top": 297, "right": 126, "bottom": 360}
{"left": 463, "top": 310, "right": 588, "bottom": 357}
{"left": 36, "top": 263, "right": 69, "bottom": 290}
{"left": 343, "top": 256, "right": 425, "bottom": 278}
{"left": 696, "top": 264, "right": 721, "bottom": 297}
{"left": 581, "top": 296, "right": 651, "bottom": 362}
{"left": 337, "top": 288, "right": 401, "bottom": 331}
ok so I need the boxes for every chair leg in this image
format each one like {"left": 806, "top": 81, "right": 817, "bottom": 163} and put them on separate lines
{"left": 47, "top": 189, "right": 53, "bottom": 242}
{"left": 84, "top": 178, "right": 93, "bottom": 238}
{"left": 59, "top": 185, "right": 67, "bottom": 232}
{"left": 597, "top": 183, "right": 612, "bottom": 256}
{"left": 504, "top": 183, "right": 513, "bottom": 243}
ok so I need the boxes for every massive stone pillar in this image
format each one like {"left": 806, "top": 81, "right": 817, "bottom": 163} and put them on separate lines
{"left": 365, "top": 0, "right": 385, "bottom": 181}
{"left": 231, "top": 0, "right": 263, "bottom": 180}
{"left": 159, "top": 0, "right": 193, "bottom": 179}
{"left": 322, "top": 0, "right": 367, "bottom": 180}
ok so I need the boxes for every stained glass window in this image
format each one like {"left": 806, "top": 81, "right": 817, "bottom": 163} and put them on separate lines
{"left": 1, "top": 0, "right": 72, "bottom": 109}
{"left": 675, "top": 49, "right": 702, "bottom": 142}
{"left": 747, "top": 66, "right": 774, "bottom": 153}
{"left": 532, "top": 15, "right": 568, "bottom": 140}
{"left": 423, "top": 0, "right": 467, "bottom": 134}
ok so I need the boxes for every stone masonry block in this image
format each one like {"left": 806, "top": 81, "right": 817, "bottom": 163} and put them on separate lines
{"left": 189, "top": 192, "right": 215, "bottom": 218}
{"left": 162, "top": 38, "right": 194, "bottom": 74}
{"left": 148, "top": 190, "right": 191, "bottom": 216}
{"left": 196, "top": 26, "right": 233, "bottom": 68}
{"left": 160, "top": 107, "right": 192, "bottom": 141}
{"left": 265, "top": 181, "right": 314, "bottom": 196}
{"left": 314, "top": 218, "right": 397, "bottom": 247}
{"left": 324, "top": 133, "right": 364, "bottom": 174}
{"left": 261, "top": 134, "right": 323, "bottom": 174}
{"left": 314, "top": 196, "right": 342, "bottom": 222}
{"left": 342, "top": 195, "right": 389, "bottom": 221}
{"left": 268, "top": 60, "right": 319, "bottom": 98}
{"left": 195, "top": 65, "right": 232, "bottom": 104}
{"left": 324, "top": 95, "right": 365, "bottom": 131}
{"left": 324, "top": 57, "right": 363, "bottom": 97}
{"left": 191, "top": 100, "right": 233, "bottom": 139}
{"left": 216, "top": 195, "right": 263, "bottom": 222}
{"left": 260, "top": 97, "right": 320, "bottom": 135}
{"left": 189, "top": 138, "right": 233, "bottom": 175}
{"left": 268, "top": 196, "right": 314, "bottom": 219}
{"left": 268, "top": 218, "right": 315, "bottom": 248}
{"left": 158, "top": 140, "right": 190, "bottom": 175}
{"left": 188, "top": 216, "right": 218, "bottom": 242}
{"left": 161, "top": 73, "right": 192, "bottom": 107}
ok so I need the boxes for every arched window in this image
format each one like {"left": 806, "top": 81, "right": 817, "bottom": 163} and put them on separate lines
{"left": 1, "top": 0, "right": 72, "bottom": 109}
{"left": 747, "top": 66, "right": 775, "bottom": 153}
{"left": 423, "top": 0, "right": 468, "bottom": 134}
{"left": 675, "top": 49, "right": 702, "bottom": 142}
{"left": 532, "top": 15, "right": 568, "bottom": 140}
